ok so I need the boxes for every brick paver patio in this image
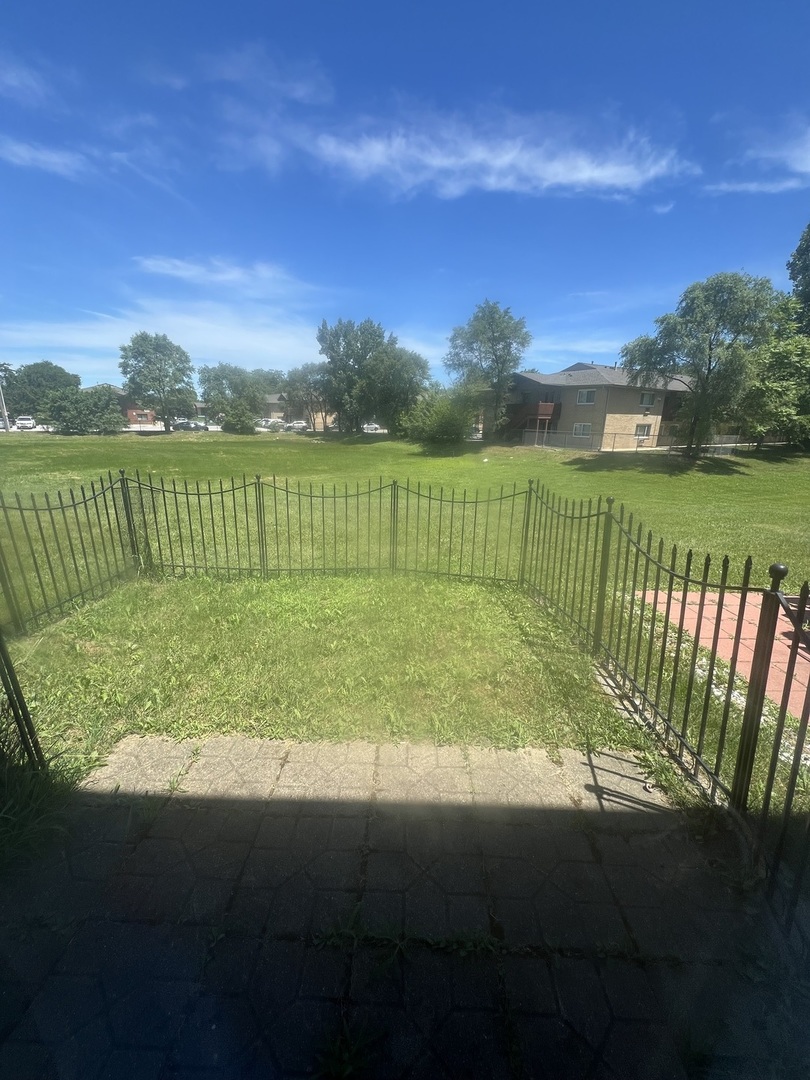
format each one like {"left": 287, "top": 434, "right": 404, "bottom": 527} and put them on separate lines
{"left": 1, "top": 735, "right": 808, "bottom": 1078}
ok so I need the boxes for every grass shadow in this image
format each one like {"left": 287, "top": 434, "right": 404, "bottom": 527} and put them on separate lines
{"left": 560, "top": 451, "right": 751, "bottom": 477}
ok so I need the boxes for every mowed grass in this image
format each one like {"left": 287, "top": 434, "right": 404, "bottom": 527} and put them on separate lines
{"left": 1, "top": 433, "right": 808, "bottom": 584}
{"left": 12, "top": 575, "right": 640, "bottom": 777}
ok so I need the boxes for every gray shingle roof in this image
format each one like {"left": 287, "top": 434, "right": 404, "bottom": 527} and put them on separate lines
{"left": 515, "top": 363, "right": 685, "bottom": 392}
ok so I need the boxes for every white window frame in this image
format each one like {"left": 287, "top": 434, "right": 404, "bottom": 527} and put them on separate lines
{"left": 639, "top": 392, "right": 655, "bottom": 408}
{"left": 573, "top": 423, "right": 592, "bottom": 438}
{"left": 576, "top": 389, "right": 596, "bottom": 405}
{"left": 635, "top": 423, "right": 652, "bottom": 438}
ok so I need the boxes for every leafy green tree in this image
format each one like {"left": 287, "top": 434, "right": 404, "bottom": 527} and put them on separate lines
{"left": 198, "top": 363, "right": 285, "bottom": 417}
{"left": 444, "top": 300, "right": 532, "bottom": 435}
{"left": 317, "top": 318, "right": 390, "bottom": 432}
{"left": 363, "top": 345, "right": 430, "bottom": 433}
{"left": 737, "top": 297, "right": 810, "bottom": 447}
{"left": 285, "top": 362, "right": 329, "bottom": 429}
{"left": 788, "top": 222, "right": 810, "bottom": 334}
{"left": 221, "top": 402, "right": 258, "bottom": 435}
{"left": 621, "top": 272, "right": 781, "bottom": 457}
{"left": 47, "top": 386, "right": 126, "bottom": 435}
{"left": 2, "top": 360, "right": 80, "bottom": 418}
{"left": 402, "top": 385, "right": 479, "bottom": 446}
{"left": 119, "top": 332, "right": 195, "bottom": 431}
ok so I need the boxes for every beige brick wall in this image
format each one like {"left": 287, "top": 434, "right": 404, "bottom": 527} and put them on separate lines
{"left": 556, "top": 384, "right": 665, "bottom": 450}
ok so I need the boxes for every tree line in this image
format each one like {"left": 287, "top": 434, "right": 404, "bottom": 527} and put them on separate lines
{"left": 2, "top": 220, "right": 808, "bottom": 451}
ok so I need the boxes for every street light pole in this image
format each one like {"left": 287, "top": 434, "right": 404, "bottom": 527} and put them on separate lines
{"left": 0, "top": 379, "right": 10, "bottom": 433}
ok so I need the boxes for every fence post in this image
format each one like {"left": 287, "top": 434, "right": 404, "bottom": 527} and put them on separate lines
{"left": 390, "top": 480, "right": 398, "bottom": 573}
{"left": 592, "top": 496, "right": 615, "bottom": 657}
{"left": 0, "top": 540, "right": 24, "bottom": 635}
{"left": 255, "top": 476, "right": 267, "bottom": 579}
{"left": 0, "top": 624, "right": 45, "bottom": 768}
{"left": 118, "top": 469, "right": 140, "bottom": 567}
{"left": 517, "top": 479, "right": 535, "bottom": 588}
{"left": 730, "top": 562, "right": 789, "bottom": 814}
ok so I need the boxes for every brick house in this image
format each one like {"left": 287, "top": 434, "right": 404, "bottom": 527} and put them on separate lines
{"left": 81, "top": 384, "right": 155, "bottom": 425}
{"left": 505, "top": 364, "right": 686, "bottom": 451}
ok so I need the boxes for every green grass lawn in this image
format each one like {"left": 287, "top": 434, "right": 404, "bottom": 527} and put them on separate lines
{"left": 1, "top": 432, "right": 808, "bottom": 584}
{"left": 12, "top": 575, "right": 650, "bottom": 777}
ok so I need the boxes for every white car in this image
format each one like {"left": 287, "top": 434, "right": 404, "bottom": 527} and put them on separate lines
{"left": 287, "top": 420, "right": 309, "bottom": 432}
{"left": 362, "top": 422, "right": 381, "bottom": 433}
{"left": 15, "top": 416, "right": 36, "bottom": 430}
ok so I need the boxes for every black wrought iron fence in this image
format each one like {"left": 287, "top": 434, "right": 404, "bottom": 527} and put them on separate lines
{"left": 1, "top": 470, "right": 809, "bottom": 935}
{"left": 0, "top": 473, "right": 133, "bottom": 634}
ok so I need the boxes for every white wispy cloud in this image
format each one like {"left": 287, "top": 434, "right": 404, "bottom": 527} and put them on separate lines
{"left": 0, "top": 52, "right": 52, "bottom": 107}
{"left": 133, "top": 255, "right": 321, "bottom": 302}
{"left": 707, "top": 119, "right": 810, "bottom": 195}
{"left": 0, "top": 299, "right": 321, "bottom": 383}
{"left": 705, "top": 178, "right": 805, "bottom": 195}
{"left": 201, "top": 43, "right": 332, "bottom": 106}
{"left": 652, "top": 201, "right": 675, "bottom": 213}
{"left": 305, "top": 114, "right": 695, "bottom": 198}
{"left": 0, "top": 254, "right": 335, "bottom": 383}
{"left": 748, "top": 122, "right": 810, "bottom": 176}
{"left": 0, "top": 135, "right": 89, "bottom": 178}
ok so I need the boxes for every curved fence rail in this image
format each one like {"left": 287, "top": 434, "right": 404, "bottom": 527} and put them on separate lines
{"left": 0, "top": 470, "right": 809, "bottom": 938}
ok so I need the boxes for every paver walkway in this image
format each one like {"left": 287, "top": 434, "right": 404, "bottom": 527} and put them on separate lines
{"left": 1, "top": 736, "right": 808, "bottom": 1079}
{"left": 647, "top": 591, "right": 809, "bottom": 719}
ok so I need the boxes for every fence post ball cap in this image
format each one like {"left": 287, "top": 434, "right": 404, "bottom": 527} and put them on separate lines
{"left": 768, "top": 563, "right": 788, "bottom": 587}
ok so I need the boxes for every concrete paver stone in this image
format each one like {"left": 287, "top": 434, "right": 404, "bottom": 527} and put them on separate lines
{"left": 1, "top": 734, "right": 808, "bottom": 1078}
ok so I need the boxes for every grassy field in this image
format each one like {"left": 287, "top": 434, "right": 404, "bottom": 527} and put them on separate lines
{"left": 1, "top": 432, "right": 808, "bottom": 583}
{"left": 12, "top": 576, "right": 652, "bottom": 775}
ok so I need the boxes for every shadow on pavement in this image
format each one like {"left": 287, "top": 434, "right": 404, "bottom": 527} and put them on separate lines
{"left": 0, "top": 739, "right": 807, "bottom": 1079}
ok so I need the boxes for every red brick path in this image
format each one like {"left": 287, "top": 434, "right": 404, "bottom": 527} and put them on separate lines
{"left": 646, "top": 592, "right": 809, "bottom": 719}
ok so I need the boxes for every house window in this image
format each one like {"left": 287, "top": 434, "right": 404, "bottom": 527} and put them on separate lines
{"left": 573, "top": 423, "right": 592, "bottom": 438}
{"left": 639, "top": 392, "right": 655, "bottom": 408}
{"left": 635, "top": 424, "right": 652, "bottom": 438}
{"left": 577, "top": 389, "right": 596, "bottom": 405}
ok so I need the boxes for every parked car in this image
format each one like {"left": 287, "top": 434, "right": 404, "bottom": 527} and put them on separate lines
{"left": 15, "top": 416, "right": 36, "bottom": 430}
{"left": 362, "top": 422, "right": 381, "bottom": 433}
{"left": 286, "top": 420, "right": 309, "bottom": 432}
{"left": 171, "top": 420, "right": 209, "bottom": 431}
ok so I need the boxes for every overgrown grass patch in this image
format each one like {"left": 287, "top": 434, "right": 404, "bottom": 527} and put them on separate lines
{"left": 11, "top": 575, "right": 646, "bottom": 777}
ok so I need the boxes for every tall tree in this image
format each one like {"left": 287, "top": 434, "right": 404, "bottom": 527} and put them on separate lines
{"left": 316, "top": 318, "right": 390, "bottom": 432}
{"left": 788, "top": 222, "right": 810, "bottom": 334}
{"left": 198, "top": 363, "right": 285, "bottom": 417}
{"left": 621, "top": 272, "right": 781, "bottom": 457}
{"left": 737, "top": 297, "right": 810, "bottom": 447}
{"left": 363, "top": 345, "right": 430, "bottom": 433}
{"left": 2, "top": 360, "right": 80, "bottom": 418}
{"left": 444, "top": 300, "right": 532, "bottom": 435}
{"left": 119, "top": 332, "right": 195, "bottom": 431}
{"left": 285, "top": 362, "right": 330, "bottom": 429}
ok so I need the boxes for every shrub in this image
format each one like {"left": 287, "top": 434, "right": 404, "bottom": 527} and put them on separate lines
{"left": 221, "top": 403, "right": 258, "bottom": 435}
{"left": 402, "top": 387, "right": 478, "bottom": 446}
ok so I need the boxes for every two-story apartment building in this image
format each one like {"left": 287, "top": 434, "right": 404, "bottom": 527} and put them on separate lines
{"left": 505, "top": 363, "right": 686, "bottom": 451}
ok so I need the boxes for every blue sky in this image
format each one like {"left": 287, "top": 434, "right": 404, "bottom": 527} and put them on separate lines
{"left": 1, "top": 0, "right": 809, "bottom": 388}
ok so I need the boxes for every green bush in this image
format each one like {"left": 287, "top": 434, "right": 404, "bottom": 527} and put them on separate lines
{"left": 47, "top": 386, "right": 126, "bottom": 435}
{"left": 401, "top": 388, "right": 477, "bottom": 446}
{"left": 221, "top": 403, "right": 258, "bottom": 435}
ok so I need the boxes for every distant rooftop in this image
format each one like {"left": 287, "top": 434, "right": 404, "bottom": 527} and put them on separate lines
{"left": 516, "top": 363, "right": 685, "bottom": 392}
{"left": 80, "top": 383, "right": 126, "bottom": 395}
